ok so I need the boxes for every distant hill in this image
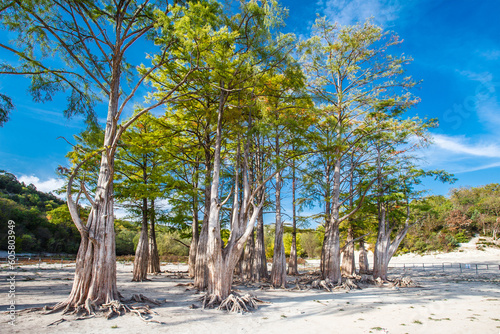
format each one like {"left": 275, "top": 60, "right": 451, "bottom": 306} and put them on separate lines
{"left": 0, "top": 170, "right": 80, "bottom": 254}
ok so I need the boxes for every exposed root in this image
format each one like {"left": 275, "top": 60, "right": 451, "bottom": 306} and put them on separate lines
{"left": 392, "top": 276, "right": 418, "bottom": 288}
{"left": 30, "top": 294, "right": 164, "bottom": 326}
{"left": 333, "top": 278, "right": 360, "bottom": 291}
{"left": 47, "top": 318, "right": 66, "bottom": 326}
{"left": 201, "top": 292, "right": 268, "bottom": 313}
{"left": 311, "top": 279, "right": 333, "bottom": 291}
{"left": 126, "top": 293, "right": 161, "bottom": 306}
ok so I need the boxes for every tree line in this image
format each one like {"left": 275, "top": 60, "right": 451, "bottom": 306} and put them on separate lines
{"left": 0, "top": 0, "right": 465, "bottom": 312}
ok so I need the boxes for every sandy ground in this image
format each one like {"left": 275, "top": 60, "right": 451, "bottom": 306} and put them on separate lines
{"left": 1, "top": 240, "right": 499, "bottom": 334}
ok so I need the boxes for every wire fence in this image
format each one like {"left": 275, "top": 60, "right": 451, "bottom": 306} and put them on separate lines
{"left": 2, "top": 257, "right": 500, "bottom": 278}
{"left": 388, "top": 262, "right": 500, "bottom": 276}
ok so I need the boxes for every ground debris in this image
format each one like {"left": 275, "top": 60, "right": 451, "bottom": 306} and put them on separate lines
{"left": 201, "top": 292, "right": 268, "bottom": 313}
{"left": 392, "top": 276, "right": 418, "bottom": 288}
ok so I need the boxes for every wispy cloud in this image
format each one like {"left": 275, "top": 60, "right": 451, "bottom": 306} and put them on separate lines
{"left": 18, "top": 175, "right": 65, "bottom": 194}
{"left": 433, "top": 134, "right": 500, "bottom": 158}
{"left": 480, "top": 49, "right": 500, "bottom": 61}
{"left": 317, "top": 0, "right": 401, "bottom": 27}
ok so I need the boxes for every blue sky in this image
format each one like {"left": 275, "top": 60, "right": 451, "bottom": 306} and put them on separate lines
{"left": 1, "top": 0, "right": 499, "bottom": 206}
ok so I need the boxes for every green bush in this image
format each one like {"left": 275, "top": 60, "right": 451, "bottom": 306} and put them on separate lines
{"left": 157, "top": 230, "right": 190, "bottom": 257}
{"left": 454, "top": 231, "right": 470, "bottom": 243}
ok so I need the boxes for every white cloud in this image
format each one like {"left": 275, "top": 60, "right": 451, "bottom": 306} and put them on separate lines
{"left": 452, "top": 161, "right": 500, "bottom": 174}
{"left": 457, "top": 70, "right": 493, "bottom": 83}
{"left": 481, "top": 49, "right": 500, "bottom": 61}
{"left": 432, "top": 134, "right": 500, "bottom": 158}
{"left": 318, "top": 0, "right": 401, "bottom": 27}
{"left": 18, "top": 175, "right": 65, "bottom": 194}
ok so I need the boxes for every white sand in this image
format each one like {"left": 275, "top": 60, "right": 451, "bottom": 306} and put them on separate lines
{"left": 1, "top": 240, "right": 499, "bottom": 334}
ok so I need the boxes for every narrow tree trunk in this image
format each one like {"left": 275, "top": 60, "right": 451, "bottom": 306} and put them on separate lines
{"left": 194, "top": 222, "right": 208, "bottom": 289}
{"left": 188, "top": 162, "right": 200, "bottom": 278}
{"left": 188, "top": 211, "right": 199, "bottom": 278}
{"left": 234, "top": 253, "right": 243, "bottom": 276}
{"left": 341, "top": 227, "right": 355, "bottom": 276}
{"left": 254, "top": 207, "right": 268, "bottom": 281}
{"left": 148, "top": 199, "right": 161, "bottom": 274}
{"left": 288, "top": 161, "right": 298, "bottom": 275}
{"left": 321, "top": 158, "right": 342, "bottom": 284}
{"left": 358, "top": 239, "right": 369, "bottom": 274}
{"left": 320, "top": 161, "right": 332, "bottom": 276}
{"left": 132, "top": 198, "right": 149, "bottom": 282}
{"left": 194, "top": 162, "right": 212, "bottom": 289}
{"left": 242, "top": 228, "right": 255, "bottom": 281}
{"left": 321, "top": 220, "right": 341, "bottom": 283}
{"left": 271, "top": 171, "right": 286, "bottom": 288}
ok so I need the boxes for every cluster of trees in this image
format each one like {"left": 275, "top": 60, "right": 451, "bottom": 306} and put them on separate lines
{"left": 401, "top": 184, "right": 500, "bottom": 253}
{"left": 1, "top": 0, "right": 457, "bottom": 311}
{"left": 0, "top": 170, "right": 80, "bottom": 253}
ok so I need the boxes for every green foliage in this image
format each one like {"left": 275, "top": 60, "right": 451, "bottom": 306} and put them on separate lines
{"left": 156, "top": 230, "right": 190, "bottom": 257}
{"left": 0, "top": 93, "right": 13, "bottom": 126}
{"left": 0, "top": 170, "right": 80, "bottom": 253}
{"left": 283, "top": 232, "right": 305, "bottom": 257}
{"left": 115, "top": 225, "right": 137, "bottom": 256}
{"left": 300, "top": 229, "right": 324, "bottom": 258}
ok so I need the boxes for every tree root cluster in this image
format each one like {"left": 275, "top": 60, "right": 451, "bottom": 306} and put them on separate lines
{"left": 18, "top": 294, "right": 165, "bottom": 326}
{"left": 201, "top": 292, "right": 267, "bottom": 313}
{"left": 392, "top": 276, "right": 418, "bottom": 287}
{"left": 277, "top": 273, "right": 419, "bottom": 292}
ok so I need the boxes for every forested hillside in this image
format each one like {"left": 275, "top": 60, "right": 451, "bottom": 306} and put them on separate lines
{"left": 0, "top": 170, "right": 79, "bottom": 253}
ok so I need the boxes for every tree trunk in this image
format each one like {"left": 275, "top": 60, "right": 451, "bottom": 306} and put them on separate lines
{"left": 234, "top": 253, "right": 243, "bottom": 276}
{"left": 148, "top": 199, "right": 161, "bottom": 274}
{"left": 321, "top": 158, "right": 341, "bottom": 284}
{"left": 204, "top": 92, "right": 264, "bottom": 303}
{"left": 188, "top": 210, "right": 199, "bottom": 278}
{"left": 188, "top": 163, "right": 200, "bottom": 278}
{"left": 288, "top": 161, "right": 299, "bottom": 275}
{"left": 321, "top": 220, "right": 341, "bottom": 284}
{"left": 59, "top": 78, "right": 120, "bottom": 310}
{"left": 254, "top": 207, "right": 268, "bottom": 281}
{"left": 373, "top": 204, "right": 412, "bottom": 280}
{"left": 341, "top": 227, "right": 355, "bottom": 276}
{"left": 271, "top": 171, "right": 286, "bottom": 288}
{"left": 194, "top": 161, "right": 212, "bottom": 289}
{"left": 358, "top": 239, "right": 369, "bottom": 274}
{"left": 242, "top": 228, "right": 255, "bottom": 281}
{"left": 194, "top": 222, "right": 209, "bottom": 289}
{"left": 132, "top": 198, "right": 149, "bottom": 282}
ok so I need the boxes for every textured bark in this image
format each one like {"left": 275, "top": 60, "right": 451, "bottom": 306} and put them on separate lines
{"left": 358, "top": 239, "right": 369, "bottom": 274}
{"left": 194, "top": 222, "right": 208, "bottom": 289}
{"left": 234, "top": 253, "right": 243, "bottom": 276}
{"left": 188, "top": 162, "right": 200, "bottom": 278}
{"left": 288, "top": 162, "right": 299, "bottom": 275}
{"left": 148, "top": 199, "right": 160, "bottom": 274}
{"left": 132, "top": 198, "right": 149, "bottom": 282}
{"left": 194, "top": 160, "right": 212, "bottom": 289}
{"left": 242, "top": 228, "right": 255, "bottom": 281}
{"left": 254, "top": 208, "right": 268, "bottom": 281}
{"left": 59, "top": 69, "right": 121, "bottom": 309}
{"left": 341, "top": 227, "right": 356, "bottom": 276}
{"left": 271, "top": 169, "right": 286, "bottom": 288}
{"left": 321, "top": 158, "right": 342, "bottom": 284}
{"left": 321, "top": 220, "right": 341, "bottom": 284}
{"left": 372, "top": 146, "right": 412, "bottom": 281}
{"left": 373, "top": 207, "right": 411, "bottom": 280}
{"left": 205, "top": 94, "right": 263, "bottom": 300}
{"left": 188, "top": 212, "right": 199, "bottom": 278}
